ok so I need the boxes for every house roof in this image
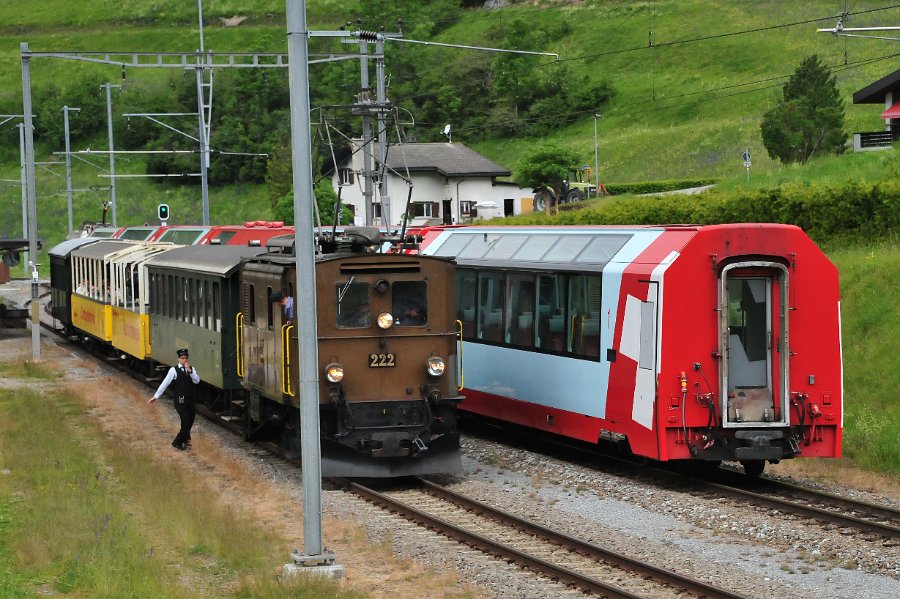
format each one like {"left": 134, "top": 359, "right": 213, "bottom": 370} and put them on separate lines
{"left": 853, "top": 69, "right": 900, "bottom": 104}
{"left": 383, "top": 142, "right": 511, "bottom": 178}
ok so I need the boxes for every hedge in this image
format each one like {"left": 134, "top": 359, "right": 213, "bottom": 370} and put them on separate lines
{"left": 508, "top": 179, "right": 900, "bottom": 245}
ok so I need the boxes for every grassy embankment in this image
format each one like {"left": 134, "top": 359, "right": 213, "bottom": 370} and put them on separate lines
{"left": 0, "top": 380, "right": 362, "bottom": 598}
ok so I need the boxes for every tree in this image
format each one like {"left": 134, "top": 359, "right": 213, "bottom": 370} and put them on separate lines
{"left": 273, "top": 181, "right": 352, "bottom": 226}
{"left": 760, "top": 55, "right": 845, "bottom": 164}
{"left": 516, "top": 143, "right": 580, "bottom": 213}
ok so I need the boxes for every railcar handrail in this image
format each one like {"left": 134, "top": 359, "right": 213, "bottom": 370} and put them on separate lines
{"left": 281, "top": 323, "right": 295, "bottom": 397}
{"left": 456, "top": 319, "right": 464, "bottom": 391}
{"left": 235, "top": 312, "right": 244, "bottom": 378}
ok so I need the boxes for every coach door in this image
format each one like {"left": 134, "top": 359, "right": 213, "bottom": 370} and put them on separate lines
{"left": 719, "top": 262, "right": 789, "bottom": 428}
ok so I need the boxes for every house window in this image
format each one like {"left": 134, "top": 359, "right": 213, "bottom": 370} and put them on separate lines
{"left": 460, "top": 201, "right": 473, "bottom": 216}
{"left": 410, "top": 202, "right": 436, "bottom": 218}
{"left": 338, "top": 168, "right": 354, "bottom": 185}
{"left": 373, "top": 203, "right": 382, "bottom": 218}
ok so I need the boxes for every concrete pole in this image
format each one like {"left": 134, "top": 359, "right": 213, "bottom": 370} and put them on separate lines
{"left": 360, "top": 39, "right": 374, "bottom": 226}
{"left": 285, "top": 0, "right": 328, "bottom": 565}
{"left": 20, "top": 42, "right": 40, "bottom": 361}
{"left": 63, "top": 106, "right": 80, "bottom": 234}
{"left": 375, "top": 37, "right": 391, "bottom": 228}
{"left": 196, "top": 64, "right": 210, "bottom": 225}
{"left": 104, "top": 83, "right": 118, "bottom": 227}
{"left": 18, "top": 123, "right": 28, "bottom": 266}
{"left": 593, "top": 113, "right": 600, "bottom": 197}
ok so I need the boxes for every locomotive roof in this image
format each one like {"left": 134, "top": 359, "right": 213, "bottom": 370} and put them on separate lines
{"left": 144, "top": 245, "right": 267, "bottom": 275}
{"left": 48, "top": 236, "right": 101, "bottom": 258}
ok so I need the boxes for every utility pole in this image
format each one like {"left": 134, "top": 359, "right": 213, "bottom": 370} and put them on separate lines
{"left": 196, "top": 0, "right": 212, "bottom": 225}
{"left": 62, "top": 106, "right": 80, "bottom": 234}
{"left": 593, "top": 113, "right": 601, "bottom": 198}
{"left": 20, "top": 42, "right": 40, "bottom": 362}
{"left": 358, "top": 38, "right": 375, "bottom": 226}
{"left": 285, "top": 0, "right": 341, "bottom": 579}
{"left": 103, "top": 83, "right": 121, "bottom": 227}
{"left": 375, "top": 35, "right": 391, "bottom": 227}
{"left": 17, "top": 124, "right": 27, "bottom": 264}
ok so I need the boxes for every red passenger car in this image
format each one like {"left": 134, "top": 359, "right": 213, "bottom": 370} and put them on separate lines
{"left": 421, "top": 224, "right": 842, "bottom": 476}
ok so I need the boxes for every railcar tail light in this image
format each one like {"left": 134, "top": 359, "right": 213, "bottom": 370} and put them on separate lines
{"left": 325, "top": 363, "right": 344, "bottom": 383}
{"left": 377, "top": 312, "right": 394, "bottom": 329}
{"left": 426, "top": 357, "right": 446, "bottom": 377}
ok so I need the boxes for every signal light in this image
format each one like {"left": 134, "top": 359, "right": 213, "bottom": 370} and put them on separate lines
{"left": 157, "top": 203, "right": 170, "bottom": 222}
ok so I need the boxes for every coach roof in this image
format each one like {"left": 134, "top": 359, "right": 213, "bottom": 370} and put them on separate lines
{"left": 144, "top": 245, "right": 266, "bottom": 276}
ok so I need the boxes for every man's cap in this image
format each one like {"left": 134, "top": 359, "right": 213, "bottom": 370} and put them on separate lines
{"left": 177, "top": 348, "right": 189, "bottom": 357}
{"left": 270, "top": 290, "right": 284, "bottom": 303}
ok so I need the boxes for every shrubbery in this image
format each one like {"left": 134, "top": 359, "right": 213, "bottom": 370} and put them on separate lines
{"left": 511, "top": 179, "right": 900, "bottom": 244}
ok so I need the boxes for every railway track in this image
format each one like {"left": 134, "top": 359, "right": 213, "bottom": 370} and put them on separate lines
{"left": 464, "top": 424, "right": 900, "bottom": 542}
{"left": 348, "top": 477, "right": 748, "bottom": 599}
{"left": 701, "top": 468, "right": 900, "bottom": 540}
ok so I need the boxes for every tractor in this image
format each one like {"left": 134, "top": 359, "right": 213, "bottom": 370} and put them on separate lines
{"left": 532, "top": 166, "right": 598, "bottom": 212}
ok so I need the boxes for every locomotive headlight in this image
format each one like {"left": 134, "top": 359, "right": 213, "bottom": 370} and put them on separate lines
{"left": 376, "top": 312, "right": 394, "bottom": 329}
{"left": 325, "top": 362, "right": 344, "bottom": 383}
{"left": 426, "top": 357, "right": 446, "bottom": 377}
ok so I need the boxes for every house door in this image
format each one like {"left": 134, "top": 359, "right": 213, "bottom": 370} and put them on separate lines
{"left": 442, "top": 200, "right": 453, "bottom": 224}
{"left": 720, "top": 263, "right": 789, "bottom": 427}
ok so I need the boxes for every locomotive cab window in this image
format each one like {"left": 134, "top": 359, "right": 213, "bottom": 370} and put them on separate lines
{"left": 393, "top": 281, "right": 427, "bottom": 326}
{"left": 336, "top": 281, "right": 371, "bottom": 328}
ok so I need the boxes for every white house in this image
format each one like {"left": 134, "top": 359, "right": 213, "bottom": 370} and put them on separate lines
{"left": 330, "top": 140, "right": 534, "bottom": 227}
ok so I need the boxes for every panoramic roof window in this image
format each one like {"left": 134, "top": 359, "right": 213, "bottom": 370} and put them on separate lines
{"left": 510, "top": 234, "right": 558, "bottom": 261}
{"left": 574, "top": 234, "right": 631, "bottom": 263}
{"left": 481, "top": 234, "right": 529, "bottom": 261}
{"left": 432, "top": 233, "right": 472, "bottom": 258}
{"left": 542, "top": 235, "right": 591, "bottom": 262}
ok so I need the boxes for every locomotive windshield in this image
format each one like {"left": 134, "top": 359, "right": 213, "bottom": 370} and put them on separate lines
{"left": 335, "top": 281, "right": 371, "bottom": 328}
{"left": 393, "top": 281, "right": 427, "bottom": 326}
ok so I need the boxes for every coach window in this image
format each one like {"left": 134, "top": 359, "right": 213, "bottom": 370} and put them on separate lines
{"left": 183, "top": 278, "right": 190, "bottom": 323}
{"left": 457, "top": 270, "right": 477, "bottom": 338}
{"left": 478, "top": 271, "right": 505, "bottom": 343}
{"left": 198, "top": 281, "right": 207, "bottom": 329}
{"left": 247, "top": 284, "right": 256, "bottom": 324}
{"left": 173, "top": 277, "right": 181, "bottom": 321}
{"left": 214, "top": 231, "right": 236, "bottom": 245}
{"left": 536, "top": 274, "right": 566, "bottom": 352}
{"left": 191, "top": 279, "right": 199, "bottom": 325}
{"left": 267, "top": 286, "right": 275, "bottom": 330}
{"left": 336, "top": 282, "right": 372, "bottom": 328}
{"left": 568, "top": 275, "right": 601, "bottom": 359}
{"left": 507, "top": 273, "right": 536, "bottom": 348}
{"left": 213, "top": 282, "right": 221, "bottom": 332}
{"left": 392, "top": 281, "right": 426, "bottom": 326}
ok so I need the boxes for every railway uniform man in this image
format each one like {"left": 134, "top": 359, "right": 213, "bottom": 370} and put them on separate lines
{"left": 270, "top": 290, "right": 294, "bottom": 325}
{"left": 148, "top": 348, "right": 201, "bottom": 450}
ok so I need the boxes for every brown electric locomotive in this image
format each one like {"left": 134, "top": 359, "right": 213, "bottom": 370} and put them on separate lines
{"left": 237, "top": 227, "right": 463, "bottom": 477}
